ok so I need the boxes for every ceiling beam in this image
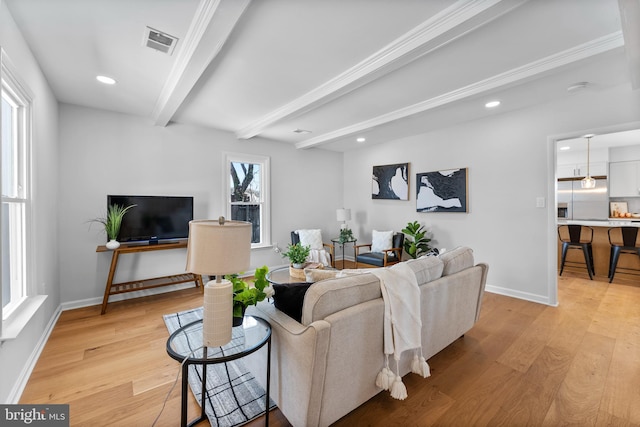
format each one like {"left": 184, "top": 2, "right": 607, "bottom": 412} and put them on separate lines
{"left": 151, "top": 0, "right": 251, "bottom": 126}
{"left": 295, "top": 32, "right": 625, "bottom": 150}
{"left": 618, "top": 0, "right": 640, "bottom": 90}
{"left": 235, "top": 0, "right": 529, "bottom": 140}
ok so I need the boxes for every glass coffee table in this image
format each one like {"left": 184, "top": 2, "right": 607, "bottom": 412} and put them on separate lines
{"left": 166, "top": 315, "right": 272, "bottom": 427}
{"left": 266, "top": 266, "right": 311, "bottom": 284}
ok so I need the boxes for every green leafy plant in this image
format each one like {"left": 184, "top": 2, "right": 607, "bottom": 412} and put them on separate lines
{"left": 401, "top": 220, "right": 432, "bottom": 259}
{"left": 338, "top": 228, "right": 354, "bottom": 243}
{"left": 227, "top": 265, "right": 272, "bottom": 317}
{"left": 281, "top": 243, "right": 311, "bottom": 265}
{"left": 91, "top": 204, "right": 136, "bottom": 241}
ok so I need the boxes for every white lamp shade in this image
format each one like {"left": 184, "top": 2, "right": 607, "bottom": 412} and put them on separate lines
{"left": 336, "top": 208, "right": 351, "bottom": 222}
{"left": 185, "top": 218, "right": 252, "bottom": 276}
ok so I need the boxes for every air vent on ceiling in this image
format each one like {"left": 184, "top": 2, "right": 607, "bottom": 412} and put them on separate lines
{"left": 143, "top": 27, "right": 178, "bottom": 55}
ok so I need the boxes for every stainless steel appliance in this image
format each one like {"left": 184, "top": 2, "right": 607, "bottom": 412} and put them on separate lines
{"left": 557, "top": 178, "right": 608, "bottom": 220}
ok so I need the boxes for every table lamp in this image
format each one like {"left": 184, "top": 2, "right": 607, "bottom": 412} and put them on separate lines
{"left": 336, "top": 208, "right": 351, "bottom": 230}
{"left": 185, "top": 217, "right": 251, "bottom": 347}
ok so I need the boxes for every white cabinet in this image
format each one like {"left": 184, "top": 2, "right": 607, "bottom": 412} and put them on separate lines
{"left": 609, "top": 161, "right": 640, "bottom": 197}
{"left": 557, "top": 161, "right": 607, "bottom": 179}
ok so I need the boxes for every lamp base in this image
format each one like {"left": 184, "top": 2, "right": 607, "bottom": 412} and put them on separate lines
{"left": 203, "top": 279, "right": 233, "bottom": 347}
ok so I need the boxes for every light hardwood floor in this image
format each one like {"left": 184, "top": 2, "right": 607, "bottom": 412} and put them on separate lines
{"left": 20, "top": 267, "right": 640, "bottom": 426}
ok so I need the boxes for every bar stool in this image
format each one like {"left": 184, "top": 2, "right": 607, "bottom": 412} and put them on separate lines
{"left": 607, "top": 226, "right": 640, "bottom": 283}
{"left": 558, "top": 224, "right": 594, "bottom": 280}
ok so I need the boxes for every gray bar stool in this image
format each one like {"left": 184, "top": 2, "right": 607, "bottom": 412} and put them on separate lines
{"left": 607, "top": 226, "right": 640, "bottom": 283}
{"left": 558, "top": 224, "right": 594, "bottom": 280}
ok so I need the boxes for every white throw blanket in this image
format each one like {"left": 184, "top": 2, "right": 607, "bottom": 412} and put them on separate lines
{"left": 370, "top": 262, "right": 431, "bottom": 400}
{"left": 307, "top": 248, "right": 332, "bottom": 267}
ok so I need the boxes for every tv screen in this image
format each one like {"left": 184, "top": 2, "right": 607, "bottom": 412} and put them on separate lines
{"left": 107, "top": 195, "right": 193, "bottom": 244}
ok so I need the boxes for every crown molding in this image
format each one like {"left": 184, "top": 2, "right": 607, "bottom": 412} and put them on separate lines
{"left": 151, "top": 0, "right": 251, "bottom": 126}
{"left": 295, "top": 31, "right": 624, "bottom": 149}
{"left": 235, "top": 0, "right": 528, "bottom": 140}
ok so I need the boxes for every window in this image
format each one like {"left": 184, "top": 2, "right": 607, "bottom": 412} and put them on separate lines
{"left": 224, "top": 153, "right": 270, "bottom": 248}
{"left": 1, "top": 54, "right": 32, "bottom": 321}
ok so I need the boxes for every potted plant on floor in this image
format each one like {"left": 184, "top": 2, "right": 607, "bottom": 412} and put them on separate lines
{"left": 90, "top": 203, "right": 136, "bottom": 249}
{"left": 282, "top": 242, "right": 311, "bottom": 268}
{"left": 226, "top": 265, "right": 273, "bottom": 326}
{"left": 401, "top": 220, "right": 432, "bottom": 259}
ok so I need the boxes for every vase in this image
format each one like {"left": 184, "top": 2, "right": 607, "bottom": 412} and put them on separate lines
{"left": 292, "top": 263, "right": 304, "bottom": 269}
{"left": 106, "top": 239, "right": 120, "bottom": 250}
{"left": 233, "top": 306, "right": 246, "bottom": 327}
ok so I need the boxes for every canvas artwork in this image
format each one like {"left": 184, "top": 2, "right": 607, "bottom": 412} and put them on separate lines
{"left": 372, "top": 163, "right": 409, "bottom": 200}
{"left": 416, "top": 168, "right": 468, "bottom": 212}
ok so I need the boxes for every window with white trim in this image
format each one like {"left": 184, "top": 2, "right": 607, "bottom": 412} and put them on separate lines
{"left": 224, "top": 153, "right": 270, "bottom": 248}
{"left": 1, "top": 55, "right": 32, "bottom": 321}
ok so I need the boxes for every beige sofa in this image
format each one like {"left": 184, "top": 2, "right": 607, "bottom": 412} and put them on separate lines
{"left": 246, "top": 246, "right": 488, "bottom": 427}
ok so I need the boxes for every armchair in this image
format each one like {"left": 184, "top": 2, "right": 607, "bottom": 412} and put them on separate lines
{"left": 291, "top": 229, "right": 334, "bottom": 267}
{"left": 355, "top": 230, "right": 404, "bottom": 268}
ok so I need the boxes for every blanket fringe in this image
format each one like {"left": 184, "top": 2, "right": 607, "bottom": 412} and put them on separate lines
{"left": 376, "top": 355, "right": 392, "bottom": 390}
{"left": 390, "top": 375, "right": 407, "bottom": 400}
{"left": 411, "top": 351, "right": 431, "bottom": 378}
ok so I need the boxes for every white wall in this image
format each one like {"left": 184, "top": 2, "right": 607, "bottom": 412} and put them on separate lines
{"left": 0, "top": 0, "right": 60, "bottom": 403}
{"left": 58, "top": 104, "right": 343, "bottom": 305}
{"left": 344, "top": 83, "right": 640, "bottom": 305}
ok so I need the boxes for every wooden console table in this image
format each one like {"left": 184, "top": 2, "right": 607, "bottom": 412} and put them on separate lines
{"left": 97, "top": 241, "right": 202, "bottom": 314}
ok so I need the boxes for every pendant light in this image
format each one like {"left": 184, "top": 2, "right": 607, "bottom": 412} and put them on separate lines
{"left": 581, "top": 134, "right": 596, "bottom": 189}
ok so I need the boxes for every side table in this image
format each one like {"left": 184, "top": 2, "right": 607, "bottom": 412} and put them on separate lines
{"left": 166, "top": 315, "right": 272, "bottom": 427}
{"left": 331, "top": 238, "right": 357, "bottom": 269}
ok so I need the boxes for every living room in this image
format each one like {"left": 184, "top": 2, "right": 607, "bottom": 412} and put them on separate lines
{"left": 1, "top": 0, "right": 640, "bottom": 423}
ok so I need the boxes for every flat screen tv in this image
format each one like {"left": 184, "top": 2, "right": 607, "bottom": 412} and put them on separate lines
{"left": 107, "top": 195, "right": 193, "bottom": 244}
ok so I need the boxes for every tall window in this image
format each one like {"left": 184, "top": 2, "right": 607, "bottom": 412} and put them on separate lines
{"left": 224, "top": 153, "right": 270, "bottom": 248}
{"left": 1, "top": 56, "right": 31, "bottom": 320}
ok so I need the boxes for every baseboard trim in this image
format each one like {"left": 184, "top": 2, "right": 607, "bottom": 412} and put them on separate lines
{"left": 485, "top": 283, "right": 556, "bottom": 306}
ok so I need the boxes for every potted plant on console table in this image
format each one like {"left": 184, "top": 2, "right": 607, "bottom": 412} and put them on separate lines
{"left": 90, "top": 203, "right": 136, "bottom": 250}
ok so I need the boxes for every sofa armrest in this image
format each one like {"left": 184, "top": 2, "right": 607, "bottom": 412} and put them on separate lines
{"left": 246, "top": 301, "right": 331, "bottom": 427}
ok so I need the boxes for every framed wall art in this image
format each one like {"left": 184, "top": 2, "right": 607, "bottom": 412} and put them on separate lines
{"left": 416, "top": 168, "right": 468, "bottom": 212}
{"left": 372, "top": 163, "right": 409, "bottom": 200}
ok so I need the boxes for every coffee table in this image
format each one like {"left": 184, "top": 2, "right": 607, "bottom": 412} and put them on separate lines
{"left": 266, "top": 266, "right": 311, "bottom": 284}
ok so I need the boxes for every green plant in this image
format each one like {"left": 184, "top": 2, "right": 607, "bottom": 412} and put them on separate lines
{"left": 227, "top": 265, "right": 272, "bottom": 317}
{"left": 91, "top": 204, "right": 136, "bottom": 241}
{"left": 338, "top": 228, "right": 354, "bottom": 243}
{"left": 282, "top": 243, "right": 311, "bottom": 265}
{"left": 401, "top": 220, "right": 432, "bottom": 259}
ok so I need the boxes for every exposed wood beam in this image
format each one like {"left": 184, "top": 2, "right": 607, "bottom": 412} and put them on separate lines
{"left": 235, "top": 0, "right": 529, "bottom": 140}
{"left": 295, "top": 32, "right": 625, "bottom": 150}
{"left": 151, "top": 0, "right": 251, "bottom": 126}
{"left": 618, "top": 0, "right": 640, "bottom": 90}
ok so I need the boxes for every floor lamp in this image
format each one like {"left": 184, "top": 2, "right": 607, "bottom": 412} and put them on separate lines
{"left": 185, "top": 217, "right": 251, "bottom": 347}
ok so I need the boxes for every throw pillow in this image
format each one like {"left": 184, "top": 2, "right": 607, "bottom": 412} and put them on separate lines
{"left": 272, "top": 282, "right": 313, "bottom": 322}
{"left": 296, "top": 229, "right": 324, "bottom": 250}
{"left": 439, "top": 246, "right": 474, "bottom": 276}
{"left": 371, "top": 230, "right": 393, "bottom": 253}
{"left": 305, "top": 268, "right": 340, "bottom": 282}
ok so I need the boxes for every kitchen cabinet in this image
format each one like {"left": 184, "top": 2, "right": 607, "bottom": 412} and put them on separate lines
{"left": 609, "top": 161, "right": 640, "bottom": 197}
{"left": 557, "top": 161, "right": 607, "bottom": 179}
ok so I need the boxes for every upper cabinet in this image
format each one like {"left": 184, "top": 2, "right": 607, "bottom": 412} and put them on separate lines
{"left": 609, "top": 161, "right": 640, "bottom": 197}
{"left": 557, "top": 162, "right": 607, "bottom": 179}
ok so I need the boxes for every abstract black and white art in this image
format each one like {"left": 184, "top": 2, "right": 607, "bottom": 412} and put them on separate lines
{"left": 372, "top": 163, "right": 409, "bottom": 200}
{"left": 416, "top": 168, "right": 468, "bottom": 212}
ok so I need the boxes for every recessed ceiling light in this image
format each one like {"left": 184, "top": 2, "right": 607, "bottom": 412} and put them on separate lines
{"left": 485, "top": 100, "right": 500, "bottom": 108}
{"left": 559, "top": 146, "right": 571, "bottom": 151}
{"left": 582, "top": 133, "right": 596, "bottom": 138}
{"left": 356, "top": 137, "right": 366, "bottom": 143}
{"left": 293, "top": 128, "right": 312, "bottom": 134}
{"left": 567, "top": 82, "right": 588, "bottom": 92}
{"left": 96, "top": 75, "right": 117, "bottom": 85}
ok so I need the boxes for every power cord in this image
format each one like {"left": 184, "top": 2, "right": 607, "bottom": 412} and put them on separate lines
{"left": 151, "top": 345, "right": 205, "bottom": 427}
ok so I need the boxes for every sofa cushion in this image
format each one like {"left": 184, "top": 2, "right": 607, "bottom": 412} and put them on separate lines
{"left": 272, "top": 282, "right": 313, "bottom": 322}
{"left": 405, "top": 255, "right": 444, "bottom": 284}
{"left": 439, "top": 246, "right": 474, "bottom": 276}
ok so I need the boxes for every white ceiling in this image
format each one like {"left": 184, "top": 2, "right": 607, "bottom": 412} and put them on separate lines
{"left": 5, "top": 0, "right": 640, "bottom": 152}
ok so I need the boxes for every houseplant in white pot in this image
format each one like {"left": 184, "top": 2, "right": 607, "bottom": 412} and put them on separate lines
{"left": 282, "top": 243, "right": 311, "bottom": 268}
{"left": 91, "top": 203, "right": 136, "bottom": 249}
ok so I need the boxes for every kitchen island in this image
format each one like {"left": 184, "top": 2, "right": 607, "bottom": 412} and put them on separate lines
{"left": 557, "top": 219, "right": 640, "bottom": 281}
